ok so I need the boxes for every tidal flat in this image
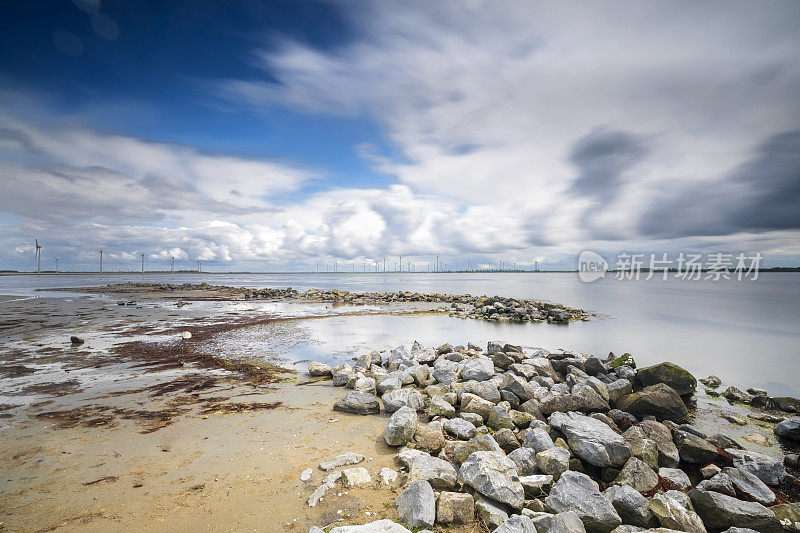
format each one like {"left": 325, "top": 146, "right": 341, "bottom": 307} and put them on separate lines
{"left": 0, "top": 284, "right": 798, "bottom": 532}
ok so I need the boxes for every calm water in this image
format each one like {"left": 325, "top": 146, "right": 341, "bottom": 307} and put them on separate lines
{"left": 2, "top": 272, "right": 799, "bottom": 396}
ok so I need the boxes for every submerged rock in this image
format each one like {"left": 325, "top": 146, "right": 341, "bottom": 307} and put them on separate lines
{"left": 699, "top": 375, "right": 721, "bottom": 388}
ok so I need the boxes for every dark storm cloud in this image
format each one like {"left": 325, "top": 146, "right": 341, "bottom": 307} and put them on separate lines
{"left": 640, "top": 129, "right": 800, "bottom": 238}
{"left": 569, "top": 129, "right": 649, "bottom": 203}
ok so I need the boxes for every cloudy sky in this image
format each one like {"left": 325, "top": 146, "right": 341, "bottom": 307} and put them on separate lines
{"left": 1, "top": 0, "right": 799, "bottom": 272}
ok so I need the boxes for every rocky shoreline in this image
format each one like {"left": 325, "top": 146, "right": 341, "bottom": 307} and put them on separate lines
{"left": 306, "top": 342, "right": 800, "bottom": 533}
{"left": 68, "top": 282, "right": 592, "bottom": 323}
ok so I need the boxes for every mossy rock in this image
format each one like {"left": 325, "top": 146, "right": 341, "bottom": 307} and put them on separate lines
{"left": 609, "top": 352, "right": 636, "bottom": 369}
{"left": 774, "top": 396, "right": 800, "bottom": 414}
{"left": 635, "top": 362, "right": 696, "bottom": 396}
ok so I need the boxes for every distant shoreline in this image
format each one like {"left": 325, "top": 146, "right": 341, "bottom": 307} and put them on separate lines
{"left": 2, "top": 267, "right": 799, "bottom": 276}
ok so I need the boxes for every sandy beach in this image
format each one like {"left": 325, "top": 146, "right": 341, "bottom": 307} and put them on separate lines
{"left": 0, "top": 286, "right": 479, "bottom": 532}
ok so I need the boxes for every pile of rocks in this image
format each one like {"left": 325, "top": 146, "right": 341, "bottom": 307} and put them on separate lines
{"left": 701, "top": 376, "right": 800, "bottom": 417}
{"left": 99, "top": 283, "right": 590, "bottom": 323}
{"left": 297, "top": 290, "right": 588, "bottom": 324}
{"left": 307, "top": 341, "right": 800, "bottom": 533}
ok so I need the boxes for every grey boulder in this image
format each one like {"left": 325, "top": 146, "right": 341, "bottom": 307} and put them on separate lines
{"left": 406, "top": 454, "right": 458, "bottom": 490}
{"left": 395, "top": 480, "right": 435, "bottom": 528}
{"left": 673, "top": 430, "right": 718, "bottom": 464}
{"left": 545, "top": 471, "right": 622, "bottom": 533}
{"left": 689, "top": 488, "right": 781, "bottom": 532}
{"left": 531, "top": 511, "right": 587, "bottom": 533}
{"left": 726, "top": 448, "right": 787, "bottom": 486}
{"left": 329, "top": 520, "right": 413, "bottom": 533}
{"left": 604, "top": 484, "right": 656, "bottom": 528}
{"left": 613, "top": 457, "right": 659, "bottom": 493}
{"left": 550, "top": 411, "right": 632, "bottom": 468}
{"left": 382, "top": 388, "right": 424, "bottom": 413}
{"left": 616, "top": 384, "right": 688, "bottom": 422}
{"left": 649, "top": 490, "right": 706, "bottom": 533}
{"left": 462, "top": 357, "right": 496, "bottom": 381}
{"left": 334, "top": 391, "right": 380, "bottom": 414}
{"left": 774, "top": 417, "right": 800, "bottom": 442}
{"left": 495, "top": 514, "right": 537, "bottom": 533}
{"left": 721, "top": 467, "right": 776, "bottom": 505}
{"left": 459, "top": 451, "right": 525, "bottom": 509}
{"left": 443, "top": 417, "right": 477, "bottom": 440}
{"left": 384, "top": 406, "right": 419, "bottom": 446}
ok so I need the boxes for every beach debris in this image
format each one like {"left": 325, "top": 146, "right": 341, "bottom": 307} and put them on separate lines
{"left": 70, "top": 336, "right": 84, "bottom": 344}
{"left": 307, "top": 471, "right": 342, "bottom": 507}
{"left": 722, "top": 413, "right": 747, "bottom": 425}
{"left": 378, "top": 467, "right": 397, "bottom": 485}
{"left": 341, "top": 467, "right": 371, "bottom": 487}
{"left": 181, "top": 331, "right": 192, "bottom": 339}
{"left": 299, "top": 468, "right": 313, "bottom": 482}
{"left": 319, "top": 452, "right": 365, "bottom": 471}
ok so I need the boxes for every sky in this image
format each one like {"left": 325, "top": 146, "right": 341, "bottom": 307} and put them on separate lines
{"left": 0, "top": 0, "right": 799, "bottom": 272}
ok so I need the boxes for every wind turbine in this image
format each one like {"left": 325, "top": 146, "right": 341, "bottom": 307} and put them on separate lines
{"left": 34, "top": 238, "right": 41, "bottom": 274}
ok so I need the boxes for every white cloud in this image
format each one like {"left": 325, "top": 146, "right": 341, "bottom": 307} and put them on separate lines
{"left": 223, "top": 0, "right": 800, "bottom": 241}
{"left": 0, "top": 113, "right": 317, "bottom": 215}
{"left": 2, "top": 1, "right": 800, "bottom": 269}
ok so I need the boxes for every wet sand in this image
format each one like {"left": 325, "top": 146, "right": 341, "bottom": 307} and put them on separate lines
{"left": 0, "top": 289, "right": 477, "bottom": 532}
